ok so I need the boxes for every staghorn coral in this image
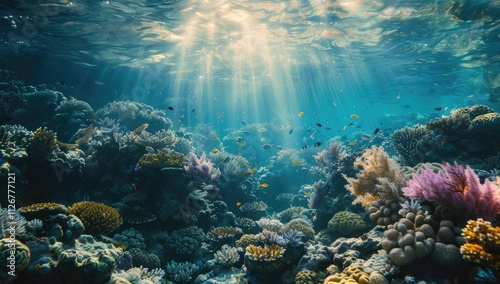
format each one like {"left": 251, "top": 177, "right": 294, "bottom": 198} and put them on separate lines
{"left": 468, "top": 112, "right": 500, "bottom": 133}
{"left": 68, "top": 201, "right": 122, "bottom": 235}
{"left": 391, "top": 125, "right": 429, "bottom": 166}
{"left": 343, "top": 146, "right": 406, "bottom": 210}
{"left": 460, "top": 218, "right": 500, "bottom": 273}
{"left": 327, "top": 211, "right": 369, "bottom": 236}
{"left": 208, "top": 226, "right": 243, "bottom": 240}
{"left": 183, "top": 152, "right": 221, "bottom": 183}
{"left": 245, "top": 244, "right": 285, "bottom": 261}
{"left": 214, "top": 244, "right": 240, "bottom": 267}
{"left": 137, "top": 152, "right": 184, "bottom": 169}
{"left": 164, "top": 260, "right": 199, "bottom": 283}
{"left": 402, "top": 162, "right": 500, "bottom": 221}
{"left": 26, "top": 127, "right": 57, "bottom": 163}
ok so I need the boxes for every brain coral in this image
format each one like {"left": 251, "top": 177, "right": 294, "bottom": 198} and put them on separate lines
{"left": 324, "top": 266, "right": 370, "bottom": 284}
{"left": 468, "top": 112, "right": 500, "bottom": 133}
{"left": 450, "top": 104, "right": 495, "bottom": 120}
{"left": 328, "top": 211, "right": 368, "bottom": 236}
{"left": 68, "top": 201, "right": 122, "bottom": 235}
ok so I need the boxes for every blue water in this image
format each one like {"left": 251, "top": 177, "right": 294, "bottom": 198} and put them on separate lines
{"left": 1, "top": 0, "right": 500, "bottom": 283}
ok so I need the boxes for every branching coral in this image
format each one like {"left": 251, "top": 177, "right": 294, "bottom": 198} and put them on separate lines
{"left": 343, "top": 146, "right": 406, "bottom": 210}
{"left": 183, "top": 152, "right": 221, "bottom": 183}
{"left": 392, "top": 125, "right": 429, "bottom": 166}
{"left": 208, "top": 226, "right": 243, "bottom": 240}
{"left": 68, "top": 201, "right": 122, "bottom": 235}
{"left": 245, "top": 244, "right": 285, "bottom": 261}
{"left": 402, "top": 162, "right": 500, "bottom": 221}
{"left": 214, "top": 244, "right": 240, "bottom": 267}
{"left": 460, "top": 218, "right": 500, "bottom": 273}
{"left": 26, "top": 127, "right": 57, "bottom": 163}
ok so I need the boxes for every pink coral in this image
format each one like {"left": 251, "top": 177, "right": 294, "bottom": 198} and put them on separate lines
{"left": 184, "top": 152, "right": 221, "bottom": 183}
{"left": 402, "top": 162, "right": 500, "bottom": 221}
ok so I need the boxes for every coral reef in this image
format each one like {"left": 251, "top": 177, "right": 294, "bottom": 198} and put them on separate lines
{"left": 324, "top": 266, "right": 370, "bottom": 284}
{"left": 0, "top": 238, "right": 30, "bottom": 283}
{"left": 213, "top": 244, "right": 240, "bottom": 268}
{"left": 327, "top": 211, "right": 369, "bottom": 236}
{"left": 314, "top": 141, "right": 347, "bottom": 167}
{"left": 26, "top": 127, "right": 57, "bottom": 163}
{"left": 127, "top": 247, "right": 161, "bottom": 269}
{"left": 402, "top": 162, "right": 500, "bottom": 221}
{"left": 368, "top": 199, "right": 402, "bottom": 227}
{"left": 52, "top": 99, "right": 95, "bottom": 141}
{"left": 164, "top": 260, "right": 199, "bottom": 283}
{"left": 110, "top": 266, "right": 165, "bottom": 283}
{"left": 68, "top": 201, "right": 123, "bottom": 235}
{"left": 113, "top": 228, "right": 146, "bottom": 250}
{"left": 468, "top": 112, "right": 500, "bottom": 133}
{"left": 18, "top": 202, "right": 68, "bottom": 219}
{"left": 426, "top": 113, "right": 470, "bottom": 140}
{"left": 460, "top": 218, "right": 500, "bottom": 273}
{"left": 166, "top": 226, "right": 207, "bottom": 255}
{"left": 136, "top": 152, "right": 184, "bottom": 169}
{"left": 245, "top": 244, "right": 287, "bottom": 275}
{"left": 450, "top": 104, "right": 495, "bottom": 120}
{"left": 295, "top": 269, "right": 317, "bottom": 284}
{"left": 343, "top": 146, "right": 406, "bottom": 210}
{"left": 391, "top": 125, "right": 429, "bottom": 166}
{"left": 184, "top": 152, "right": 221, "bottom": 184}
{"left": 208, "top": 226, "right": 243, "bottom": 241}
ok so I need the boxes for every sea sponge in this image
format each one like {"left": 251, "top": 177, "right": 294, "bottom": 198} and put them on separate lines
{"left": 295, "top": 269, "right": 317, "bottom": 284}
{"left": 327, "top": 211, "right": 368, "bottom": 236}
{"left": 68, "top": 201, "right": 122, "bottom": 235}
{"left": 468, "top": 112, "right": 500, "bottom": 133}
{"left": 343, "top": 146, "right": 406, "bottom": 209}
{"left": 26, "top": 127, "right": 57, "bottom": 163}
{"left": 137, "top": 152, "right": 184, "bottom": 169}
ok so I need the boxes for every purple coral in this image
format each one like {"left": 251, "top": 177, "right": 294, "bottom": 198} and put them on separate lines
{"left": 184, "top": 152, "right": 221, "bottom": 183}
{"left": 402, "top": 162, "right": 500, "bottom": 221}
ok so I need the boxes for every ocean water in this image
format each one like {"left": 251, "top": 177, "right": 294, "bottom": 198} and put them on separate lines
{"left": 0, "top": 1, "right": 499, "bottom": 284}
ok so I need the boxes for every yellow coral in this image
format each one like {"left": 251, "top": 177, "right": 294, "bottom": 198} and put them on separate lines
{"left": 295, "top": 270, "right": 317, "bottom": 284}
{"left": 68, "top": 201, "right": 122, "bottom": 235}
{"left": 18, "top": 202, "right": 68, "bottom": 218}
{"left": 324, "top": 266, "right": 370, "bottom": 284}
{"left": 245, "top": 244, "right": 285, "bottom": 261}
{"left": 26, "top": 127, "right": 57, "bottom": 162}
{"left": 460, "top": 218, "right": 500, "bottom": 272}
{"left": 208, "top": 227, "right": 243, "bottom": 240}
{"left": 343, "top": 146, "right": 405, "bottom": 209}
{"left": 137, "top": 152, "right": 184, "bottom": 169}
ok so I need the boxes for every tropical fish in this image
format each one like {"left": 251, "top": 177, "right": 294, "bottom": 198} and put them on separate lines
{"left": 168, "top": 106, "right": 174, "bottom": 110}
{"left": 245, "top": 168, "right": 257, "bottom": 177}
{"left": 275, "top": 146, "right": 283, "bottom": 150}
{"left": 343, "top": 125, "right": 347, "bottom": 131}
{"left": 350, "top": 114, "right": 359, "bottom": 119}
{"left": 314, "top": 142, "right": 321, "bottom": 147}
{"left": 298, "top": 112, "right": 304, "bottom": 117}
{"left": 289, "top": 128, "right": 293, "bottom": 134}
{"left": 262, "top": 144, "right": 272, "bottom": 149}
{"left": 258, "top": 127, "right": 267, "bottom": 132}
{"left": 223, "top": 157, "right": 231, "bottom": 163}
{"left": 302, "top": 145, "right": 308, "bottom": 149}
{"left": 410, "top": 87, "right": 415, "bottom": 94}
{"left": 243, "top": 131, "right": 250, "bottom": 135}
{"left": 236, "top": 141, "right": 246, "bottom": 146}
{"left": 396, "top": 92, "right": 401, "bottom": 99}
{"left": 94, "top": 80, "right": 104, "bottom": 85}
{"left": 236, "top": 202, "right": 242, "bottom": 207}
{"left": 325, "top": 127, "right": 332, "bottom": 130}
{"left": 260, "top": 183, "right": 269, "bottom": 188}
{"left": 236, "top": 137, "right": 244, "bottom": 142}
{"left": 316, "top": 123, "right": 322, "bottom": 127}
{"left": 374, "top": 128, "right": 380, "bottom": 134}
{"left": 349, "top": 141, "right": 357, "bottom": 146}
{"left": 260, "top": 138, "right": 266, "bottom": 142}
{"left": 241, "top": 120, "right": 247, "bottom": 125}
{"left": 191, "top": 108, "right": 196, "bottom": 113}
{"left": 304, "top": 191, "right": 311, "bottom": 197}
{"left": 213, "top": 149, "right": 219, "bottom": 154}
{"left": 145, "top": 146, "right": 155, "bottom": 154}
{"left": 435, "top": 107, "right": 442, "bottom": 111}
{"left": 310, "top": 130, "right": 316, "bottom": 139}
{"left": 285, "top": 125, "right": 291, "bottom": 129}
{"left": 292, "top": 160, "right": 301, "bottom": 166}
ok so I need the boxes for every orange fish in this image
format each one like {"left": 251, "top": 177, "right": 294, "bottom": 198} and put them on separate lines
{"left": 292, "top": 160, "right": 301, "bottom": 166}
{"left": 260, "top": 183, "right": 269, "bottom": 188}
{"left": 350, "top": 114, "right": 359, "bottom": 119}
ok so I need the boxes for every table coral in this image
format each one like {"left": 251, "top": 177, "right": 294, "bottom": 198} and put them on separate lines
{"left": 343, "top": 146, "right": 406, "bottom": 209}
{"left": 460, "top": 218, "right": 500, "bottom": 273}
{"left": 68, "top": 201, "right": 122, "bottom": 235}
{"left": 18, "top": 202, "right": 68, "bottom": 219}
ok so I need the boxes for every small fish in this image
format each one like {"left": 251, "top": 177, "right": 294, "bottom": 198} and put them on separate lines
{"left": 213, "top": 149, "right": 219, "bottom": 154}
{"left": 302, "top": 145, "right": 308, "bottom": 149}
{"left": 396, "top": 92, "right": 401, "bottom": 99}
{"left": 429, "top": 88, "right": 435, "bottom": 94}
{"left": 292, "top": 160, "right": 301, "bottom": 166}
{"left": 348, "top": 123, "right": 354, "bottom": 126}
{"left": 298, "top": 112, "right": 304, "bottom": 117}
{"left": 343, "top": 125, "right": 347, "bottom": 131}
{"left": 262, "top": 144, "right": 272, "bottom": 149}
{"left": 350, "top": 114, "right": 359, "bottom": 119}
{"left": 260, "top": 183, "right": 269, "bottom": 188}
{"left": 236, "top": 141, "right": 246, "bottom": 146}
{"left": 244, "top": 172, "right": 253, "bottom": 177}
{"left": 325, "top": 127, "right": 332, "bottom": 130}
{"left": 304, "top": 191, "right": 311, "bottom": 197}
{"left": 349, "top": 141, "right": 357, "bottom": 146}
{"left": 374, "top": 128, "right": 380, "bottom": 134}
{"left": 243, "top": 131, "right": 250, "bottom": 135}
{"left": 410, "top": 87, "right": 415, "bottom": 94}
{"left": 191, "top": 108, "right": 196, "bottom": 113}
{"left": 310, "top": 130, "right": 316, "bottom": 139}
{"left": 257, "top": 127, "right": 267, "bottom": 132}
{"left": 145, "top": 146, "right": 155, "bottom": 153}
{"left": 289, "top": 128, "right": 293, "bottom": 134}
{"left": 285, "top": 125, "right": 291, "bottom": 129}
{"left": 260, "top": 138, "right": 266, "bottom": 142}
{"left": 236, "top": 137, "right": 243, "bottom": 142}
{"left": 223, "top": 157, "right": 231, "bottom": 163}
{"left": 94, "top": 80, "right": 104, "bottom": 85}
{"left": 441, "top": 140, "right": 445, "bottom": 146}
{"left": 434, "top": 107, "right": 442, "bottom": 111}
{"left": 316, "top": 123, "right": 322, "bottom": 127}
{"left": 241, "top": 120, "right": 247, "bottom": 126}
{"left": 275, "top": 146, "right": 283, "bottom": 150}
{"left": 236, "top": 202, "right": 242, "bottom": 207}
{"left": 314, "top": 142, "right": 321, "bottom": 147}
{"left": 168, "top": 106, "right": 174, "bottom": 110}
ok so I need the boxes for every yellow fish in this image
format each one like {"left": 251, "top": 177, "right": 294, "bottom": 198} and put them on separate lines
{"left": 260, "top": 183, "right": 269, "bottom": 188}
{"left": 349, "top": 141, "right": 357, "bottom": 146}
{"left": 244, "top": 168, "right": 257, "bottom": 177}
{"left": 292, "top": 160, "right": 301, "bottom": 166}
{"left": 298, "top": 112, "right": 304, "bottom": 117}
{"left": 213, "top": 149, "right": 219, "bottom": 153}
{"left": 343, "top": 125, "right": 347, "bottom": 131}
{"left": 236, "top": 141, "right": 246, "bottom": 146}
{"left": 236, "top": 202, "right": 242, "bottom": 207}
{"left": 350, "top": 114, "right": 359, "bottom": 119}
{"left": 304, "top": 191, "right": 311, "bottom": 197}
